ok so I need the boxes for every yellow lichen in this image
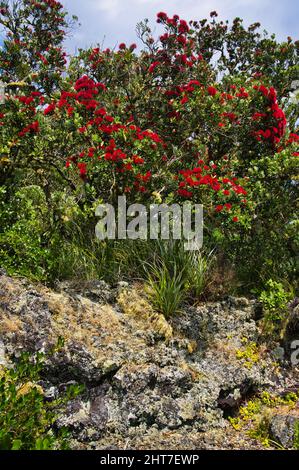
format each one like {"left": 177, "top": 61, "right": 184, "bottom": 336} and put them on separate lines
{"left": 235, "top": 340, "right": 260, "bottom": 369}
{"left": 117, "top": 287, "right": 173, "bottom": 341}
{"left": 17, "top": 381, "right": 44, "bottom": 397}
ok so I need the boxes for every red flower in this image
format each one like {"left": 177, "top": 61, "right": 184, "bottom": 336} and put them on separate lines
{"left": 207, "top": 86, "right": 217, "bottom": 96}
{"left": 178, "top": 189, "right": 193, "bottom": 198}
{"left": 37, "top": 53, "right": 48, "bottom": 65}
{"left": 252, "top": 112, "right": 266, "bottom": 121}
{"left": 177, "top": 35, "right": 187, "bottom": 45}
{"left": 77, "top": 162, "right": 87, "bottom": 178}
{"left": 124, "top": 163, "right": 133, "bottom": 171}
{"left": 157, "top": 12, "right": 168, "bottom": 21}
{"left": 178, "top": 19, "right": 189, "bottom": 34}
{"left": 119, "top": 43, "right": 126, "bottom": 50}
{"left": 215, "top": 205, "right": 223, "bottom": 212}
{"left": 133, "top": 155, "right": 144, "bottom": 164}
{"left": 232, "top": 216, "right": 239, "bottom": 222}
{"left": 288, "top": 133, "right": 299, "bottom": 143}
{"left": 149, "top": 61, "right": 160, "bottom": 73}
{"left": 44, "top": 103, "right": 56, "bottom": 115}
{"left": 236, "top": 88, "right": 249, "bottom": 99}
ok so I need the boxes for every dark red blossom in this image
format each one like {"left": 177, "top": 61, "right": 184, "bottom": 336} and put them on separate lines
{"left": 178, "top": 189, "right": 193, "bottom": 198}
{"left": 157, "top": 12, "right": 168, "bottom": 21}
{"left": 44, "top": 103, "right": 56, "bottom": 115}
{"left": 149, "top": 61, "right": 160, "bottom": 73}
{"left": 207, "top": 86, "right": 217, "bottom": 96}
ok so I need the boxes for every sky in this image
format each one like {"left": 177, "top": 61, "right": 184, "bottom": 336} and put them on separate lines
{"left": 63, "top": 0, "right": 299, "bottom": 52}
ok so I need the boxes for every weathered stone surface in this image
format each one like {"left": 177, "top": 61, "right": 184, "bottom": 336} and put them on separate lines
{"left": 0, "top": 272, "right": 298, "bottom": 450}
{"left": 269, "top": 414, "right": 299, "bottom": 448}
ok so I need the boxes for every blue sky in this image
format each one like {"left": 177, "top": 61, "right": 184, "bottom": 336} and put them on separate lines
{"left": 63, "top": 0, "right": 299, "bottom": 52}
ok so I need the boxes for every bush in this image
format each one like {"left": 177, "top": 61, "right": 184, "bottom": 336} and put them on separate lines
{"left": 0, "top": 348, "right": 83, "bottom": 450}
{"left": 259, "top": 279, "right": 294, "bottom": 338}
{"left": 0, "top": 2, "right": 297, "bottom": 303}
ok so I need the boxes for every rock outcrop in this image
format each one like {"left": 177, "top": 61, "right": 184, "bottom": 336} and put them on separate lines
{"left": 0, "top": 272, "right": 298, "bottom": 450}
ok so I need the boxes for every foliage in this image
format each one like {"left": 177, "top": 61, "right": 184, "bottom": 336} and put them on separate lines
{"left": 146, "top": 261, "right": 187, "bottom": 318}
{"left": 259, "top": 279, "right": 292, "bottom": 321}
{"left": 0, "top": 346, "right": 83, "bottom": 450}
{"left": 258, "top": 279, "right": 294, "bottom": 338}
{"left": 187, "top": 250, "right": 214, "bottom": 299}
{"left": 0, "top": 2, "right": 298, "bottom": 295}
{"left": 143, "top": 241, "right": 212, "bottom": 316}
{"left": 229, "top": 391, "right": 299, "bottom": 449}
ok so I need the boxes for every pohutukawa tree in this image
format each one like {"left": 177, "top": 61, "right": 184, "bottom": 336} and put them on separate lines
{"left": 0, "top": 3, "right": 298, "bottom": 282}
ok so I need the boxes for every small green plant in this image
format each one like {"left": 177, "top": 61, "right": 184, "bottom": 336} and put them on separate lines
{"left": 143, "top": 241, "right": 212, "bottom": 316}
{"left": 0, "top": 346, "right": 83, "bottom": 450}
{"left": 187, "top": 250, "right": 214, "bottom": 299}
{"left": 146, "top": 262, "right": 187, "bottom": 318}
{"left": 259, "top": 279, "right": 291, "bottom": 321}
{"left": 259, "top": 279, "right": 294, "bottom": 338}
{"left": 229, "top": 390, "right": 299, "bottom": 448}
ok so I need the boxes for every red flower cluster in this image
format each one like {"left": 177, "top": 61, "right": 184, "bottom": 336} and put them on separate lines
{"left": 19, "top": 120, "right": 39, "bottom": 137}
{"left": 56, "top": 75, "right": 166, "bottom": 182}
{"left": 149, "top": 61, "right": 160, "bottom": 73}
{"left": 157, "top": 12, "right": 189, "bottom": 33}
{"left": 157, "top": 12, "right": 168, "bottom": 21}
{"left": 44, "top": 103, "right": 56, "bottom": 115}
{"left": 207, "top": 86, "right": 217, "bottom": 96}
{"left": 253, "top": 85, "right": 286, "bottom": 145}
{"left": 236, "top": 87, "right": 249, "bottom": 99}
{"left": 33, "top": 0, "right": 63, "bottom": 10}
{"left": 288, "top": 133, "right": 299, "bottom": 143}
{"left": 177, "top": 162, "right": 247, "bottom": 210}
{"left": 37, "top": 52, "right": 49, "bottom": 65}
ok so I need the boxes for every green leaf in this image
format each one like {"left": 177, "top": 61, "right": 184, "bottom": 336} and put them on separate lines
{"left": 11, "top": 439, "right": 23, "bottom": 450}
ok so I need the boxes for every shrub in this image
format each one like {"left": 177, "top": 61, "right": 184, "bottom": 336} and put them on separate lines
{"left": 0, "top": 348, "right": 83, "bottom": 450}
{"left": 0, "top": 2, "right": 297, "bottom": 298}
{"left": 259, "top": 279, "right": 294, "bottom": 338}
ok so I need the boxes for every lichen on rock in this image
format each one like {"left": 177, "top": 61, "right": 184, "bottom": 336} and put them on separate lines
{"left": 0, "top": 271, "right": 298, "bottom": 450}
